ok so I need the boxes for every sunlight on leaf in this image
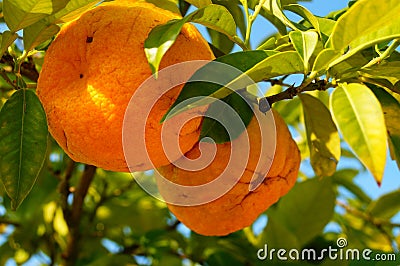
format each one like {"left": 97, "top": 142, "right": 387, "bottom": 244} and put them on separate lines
{"left": 299, "top": 93, "right": 340, "bottom": 177}
{"left": 330, "top": 83, "right": 387, "bottom": 185}
{"left": 371, "top": 85, "right": 400, "bottom": 170}
{"left": 289, "top": 30, "right": 318, "bottom": 73}
{"left": 145, "top": 4, "right": 238, "bottom": 76}
{"left": 328, "top": 0, "right": 400, "bottom": 67}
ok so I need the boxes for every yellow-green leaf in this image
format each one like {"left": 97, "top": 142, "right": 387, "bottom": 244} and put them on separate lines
{"left": 23, "top": 20, "right": 60, "bottom": 51}
{"left": 184, "top": 0, "right": 212, "bottom": 8}
{"left": 371, "top": 85, "right": 400, "bottom": 170}
{"left": 0, "top": 31, "right": 18, "bottom": 56}
{"left": 289, "top": 30, "right": 318, "bottom": 73}
{"left": 330, "top": 83, "right": 387, "bottom": 184}
{"left": 299, "top": 93, "right": 340, "bottom": 177}
{"left": 328, "top": 0, "right": 400, "bottom": 67}
{"left": 3, "top": 0, "right": 68, "bottom": 31}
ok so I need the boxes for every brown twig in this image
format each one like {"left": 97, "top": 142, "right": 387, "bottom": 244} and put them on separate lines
{"left": 62, "top": 164, "right": 97, "bottom": 266}
{"left": 266, "top": 79, "right": 329, "bottom": 105}
{"left": 0, "top": 54, "right": 40, "bottom": 82}
{"left": 0, "top": 217, "right": 21, "bottom": 227}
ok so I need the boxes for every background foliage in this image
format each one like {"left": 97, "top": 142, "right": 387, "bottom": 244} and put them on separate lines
{"left": 0, "top": 0, "right": 400, "bottom": 265}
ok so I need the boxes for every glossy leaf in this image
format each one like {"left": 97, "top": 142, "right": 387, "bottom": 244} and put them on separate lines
{"left": 3, "top": 0, "right": 68, "bottom": 31}
{"left": 265, "top": 177, "right": 336, "bottom": 247}
{"left": 185, "top": 0, "right": 212, "bottom": 8}
{"left": 213, "top": 0, "right": 246, "bottom": 38}
{"left": 360, "top": 61, "right": 400, "bottom": 88}
{"left": 145, "top": 4, "right": 237, "bottom": 75}
{"left": 144, "top": 19, "right": 186, "bottom": 76}
{"left": 244, "top": 51, "right": 304, "bottom": 82}
{"left": 51, "top": 0, "right": 99, "bottom": 23}
{"left": 299, "top": 93, "right": 340, "bottom": 177}
{"left": 261, "top": 0, "right": 301, "bottom": 31}
{"left": 371, "top": 85, "right": 400, "bottom": 169}
{"left": 0, "top": 31, "right": 18, "bottom": 56}
{"left": 289, "top": 30, "right": 318, "bottom": 73}
{"left": 23, "top": 20, "right": 60, "bottom": 51}
{"left": 328, "top": 0, "right": 400, "bottom": 67}
{"left": 330, "top": 83, "right": 387, "bottom": 184}
{"left": 284, "top": 4, "right": 320, "bottom": 33}
{"left": 366, "top": 190, "right": 400, "bottom": 219}
{"left": 208, "top": 28, "right": 234, "bottom": 55}
{"left": 0, "top": 89, "right": 48, "bottom": 210}
{"left": 200, "top": 92, "right": 253, "bottom": 143}
{"left": 162, "top": 50, "right": 275, "bottom": 121}
{"left": 311, "top": 48, "right": 340, "bottom": 75}
{"left": 145, "top": 0, "right": 180, "bottom": 14}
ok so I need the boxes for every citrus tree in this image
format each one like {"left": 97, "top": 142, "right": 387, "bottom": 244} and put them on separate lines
{"left": 0, "top": 0, "right": 400, "bottom": 265}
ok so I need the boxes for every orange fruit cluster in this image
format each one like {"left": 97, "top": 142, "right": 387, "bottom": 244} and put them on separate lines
{"left": 37, "top": 1, "right": 301, "bottom": 236}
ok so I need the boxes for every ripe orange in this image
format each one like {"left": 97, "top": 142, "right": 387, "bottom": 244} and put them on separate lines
{"left": 37, "top": 0, "right": 214, "bottom": 172}
{"left": 157, "top": 109, "right": 300, "bottom": 236}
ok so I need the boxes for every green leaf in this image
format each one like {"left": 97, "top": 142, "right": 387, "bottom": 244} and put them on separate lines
{"left": 311, "top": 48, "right": 340, "bottom": 75}
{"left": 370, "top": 85, "right": 400, "bottom": 169}
{"left": 165, "top": 51, "right": 301, "bottom": 128}
{"left": 23, "top": 20, "right": 60, "bottom": 51}
{"left": 329, "top": 52, "right": 369, "bottom": 80}
{"left": 266, "top": 177, "right": 336, "bottom": 247}
{"left": 366, "top": 190, "right": 400, "bottom": 219}
{"left": 0, "top": 89, "right": 48, "bottom": 210}
{"left": 0, "top": 31, "right": 18, "bottom": 56}
{"left": 244, "top": 51, "right": 304, "bottom": 82}
{"left": 328, "top": 0, "right": 400, "bottom": 67}
{"left": 145, "top": 4, "right": 237, "bottom": 75}
{"left": 213, "top": 0, "right": 246, "bottom": 38}
{"left": 261, "top": 0, "right": 302, "bottom": 31}
{"left": 200, "top": 92, "right": 252, "bottom": 143}
{"left": 299, "top": 93, "right": 340, "bottom": 177}
{"left": 50, "top": 0, "right": 99, "bottom": 23}
{"left": 162, "top": 50, "right": 275, "bottom": 121}
{"left": 144, "top": 19, "right": 186, "bottom": 76}
{"left": 330, "top": 83, "right": 387, "bottom": 184}
{"left": 185, "top": 0, "right": 212, "bottom": 8}
{"left": 3, "top": 0, "right": 68, "bottom": 31}
{"left": 207, "top": 28, "right": 234, "bottom": 55}
{"left": 284, "top": 4, "right": 320, "bottom": 33}
{"left": 331, "top": 169, "right": 371, "bottom": 204}
{"left": 289, "top": 30, "right": 318, "bottom": 73}
{"left": 145, "top": 0, "right": 180, "bottom": 14}
{"left": 359, "top": 61, "right": 400, "bottom": 88}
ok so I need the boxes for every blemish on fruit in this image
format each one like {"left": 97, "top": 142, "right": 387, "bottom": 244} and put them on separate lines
{"left": 86, "top": 36, "right": 93, "bottom": 43}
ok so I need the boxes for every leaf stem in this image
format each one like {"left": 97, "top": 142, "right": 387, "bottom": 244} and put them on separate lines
{"left": 362, "top": 39, "right": 400, "bottom": 69}
{"left": 242, "top": 0, "right": 266, "bottom": 49}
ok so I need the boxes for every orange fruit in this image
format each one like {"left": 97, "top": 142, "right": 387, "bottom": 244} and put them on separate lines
{"left": 37, "top": 0, "right": 214, "bottom": 172}
{"left": 157, "top": 109, "right": 300, "bottom": 236}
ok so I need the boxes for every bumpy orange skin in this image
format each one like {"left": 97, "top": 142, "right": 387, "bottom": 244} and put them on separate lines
{"left": 158, "top": 110, "right": 300, "bottom": 236}
{"left": 37, "top": 1, "right": 214, "bottom": 172}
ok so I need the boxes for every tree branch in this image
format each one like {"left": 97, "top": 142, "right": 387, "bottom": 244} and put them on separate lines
{"left": 257, "top": 79, "right": 331, "bottom": 112}
{"left": 62, "top": 164, "right": 97, "bottom": 266}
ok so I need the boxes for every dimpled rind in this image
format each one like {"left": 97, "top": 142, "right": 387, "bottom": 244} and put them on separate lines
{"left": 158, "top": 110, "right": 301, "bottom": 236}
{"left": 37, "top": 0, "right": 214, "bottom": 172}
